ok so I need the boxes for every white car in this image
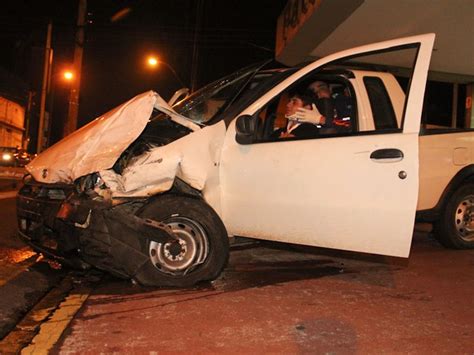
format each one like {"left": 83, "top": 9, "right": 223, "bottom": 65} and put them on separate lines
{"left": 17, "top": 34, "right": 474, "bottom": 287}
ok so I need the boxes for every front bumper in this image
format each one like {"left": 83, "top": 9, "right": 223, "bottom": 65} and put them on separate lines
{"left": 16, "top": 179, "right": 86, "bottom": 267}
{"left": 16, "top": 178, "right": 177, "bottom": 276}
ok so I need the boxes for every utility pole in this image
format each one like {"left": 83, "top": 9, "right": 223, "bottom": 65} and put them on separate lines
{"left": 37, "top": 21, "right": 53, "bottom": 153}
{"left": 190, "top": 0, "right": 204, "bottom": 92}
{"left": 64, "top": 0, "right": 87, "bottom": 137}
{"left": 24, "top": 90, "right": 35, "bottom": 150}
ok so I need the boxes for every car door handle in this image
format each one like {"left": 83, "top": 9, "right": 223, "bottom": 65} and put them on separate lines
{"left": 370, "top": 148, "right": 404, "bottom": 161}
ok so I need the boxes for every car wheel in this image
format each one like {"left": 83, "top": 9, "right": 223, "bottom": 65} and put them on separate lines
{"left": 134, "top": 195, "right": 229, "bottom": 287}
{"left": 434, "top": 183, "right": 474, "bottom": 249}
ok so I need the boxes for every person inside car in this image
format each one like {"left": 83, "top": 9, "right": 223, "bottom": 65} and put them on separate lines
{"left": 271, "top": 90, "right": 320, "bottom": 139}
{"left": 292, "top": 80, "right": 336, "bottom": 129}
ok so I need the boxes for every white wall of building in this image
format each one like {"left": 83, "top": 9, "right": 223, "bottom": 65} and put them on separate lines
{"left": 0, "top": 96, "right": 25, "bottom": 147}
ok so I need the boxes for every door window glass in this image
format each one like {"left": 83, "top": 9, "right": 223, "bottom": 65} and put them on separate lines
{"left": 363, "top": 76, "right": 398, "bottom": 130}
{"left": 248, "top": 44, "right": 422, "bottom": 143}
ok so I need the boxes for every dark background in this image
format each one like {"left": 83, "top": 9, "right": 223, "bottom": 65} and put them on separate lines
{"left": 0, "top": 0, "right": 287, "bottom": 148}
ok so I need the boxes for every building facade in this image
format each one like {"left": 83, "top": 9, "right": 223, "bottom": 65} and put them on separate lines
{"left": 0, "top": 96, "right": 25, "bottom": 147}
{"left": 0, "top": 67, "right": 29, "bottom": 149}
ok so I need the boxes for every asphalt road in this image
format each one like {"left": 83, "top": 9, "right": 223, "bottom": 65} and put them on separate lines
{"left": 0, "top": 193, "right": 473, "bottom": 353}
{"left": 0, "top": 195, "right": 34, "bottom": 287}
{"left": 53, "top": 232, "right": 473, "bottom": 354}
{"left": 0, "top": 194, "right": 66, "bottom": 344}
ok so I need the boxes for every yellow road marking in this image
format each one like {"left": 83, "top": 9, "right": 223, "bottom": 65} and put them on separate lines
{"left": 21, "top": 288, "right": 92, "bottom": 355}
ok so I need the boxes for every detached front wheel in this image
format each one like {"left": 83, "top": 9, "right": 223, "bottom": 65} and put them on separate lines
{"left": 435, "top": 183, "right": 474, "bottom": 249}
{"left": 134, "top": 195, "right": 229, "bottom": 287}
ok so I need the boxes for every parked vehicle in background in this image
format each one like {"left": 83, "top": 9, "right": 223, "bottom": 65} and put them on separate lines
{"left": 16, "top": 34, "right": 474, "bottom": 287}
{"left": 0, "top": 147, "right": 31, "bottom": 167}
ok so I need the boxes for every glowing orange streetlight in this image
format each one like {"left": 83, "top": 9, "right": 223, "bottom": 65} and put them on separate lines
{"left": 63, "top": 70, "right": 74, "bottom": 81}
{"left": 145, "top": 55, "right": 186, "bottom": 88}
{"left": 147, "top": 56, "right": 158, "bottom": 67}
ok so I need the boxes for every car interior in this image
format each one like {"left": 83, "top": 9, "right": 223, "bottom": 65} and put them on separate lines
{"left": 255, "top": 75, "right": 357, "bottom": 141}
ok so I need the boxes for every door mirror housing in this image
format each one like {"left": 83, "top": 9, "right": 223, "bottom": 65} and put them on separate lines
{"left": 235, "top": 115, "right": 256, "bottom": 144}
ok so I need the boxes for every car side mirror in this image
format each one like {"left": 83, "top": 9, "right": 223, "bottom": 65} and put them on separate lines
{"left": 235, "top": 115, "right": 256, "bottom": 145}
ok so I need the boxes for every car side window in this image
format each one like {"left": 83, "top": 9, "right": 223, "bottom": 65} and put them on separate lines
{"left": 363, "top": 76, "right": 398, "bottom": 130}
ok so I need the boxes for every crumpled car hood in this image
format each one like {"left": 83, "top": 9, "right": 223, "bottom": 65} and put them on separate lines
{"left": 99, "top": 121, "right": 225, "bottom": 197}
{"left": 27, "top": 91, "right": 200, "bottom": 184}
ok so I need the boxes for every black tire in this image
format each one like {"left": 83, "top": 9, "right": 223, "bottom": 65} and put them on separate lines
{"left": 134, "top": 194, "right": 229, "bottom": 287}
{"left": 434, "top": 183, "right": 474, "bottom": 249}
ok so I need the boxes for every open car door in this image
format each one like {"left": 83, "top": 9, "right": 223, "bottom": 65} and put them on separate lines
{"left": 220, "top": 34, "right": 435, "bottom": 257}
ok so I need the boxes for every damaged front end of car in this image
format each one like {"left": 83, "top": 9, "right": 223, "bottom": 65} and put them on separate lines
{"left": 18, "top": 177, "right": 177, "bottom": 277}
{"left": 17, "top": 89, "right": 229, "bottom": 286}
{"left": 17, "top": 176, "right": 82, "bottom": 267}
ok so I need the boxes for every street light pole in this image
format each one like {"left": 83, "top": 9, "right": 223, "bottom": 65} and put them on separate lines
{"left": 64, "top": 0, "right": 87, "bottom": 137}
{"left": 190, "top": 0, "right": 204, "bottom": 93}
{"left": 160, "top": 61, "right": 187, "bottom": 88}
{"left": 37, "top": 21, "right": 53, "bottom": 154}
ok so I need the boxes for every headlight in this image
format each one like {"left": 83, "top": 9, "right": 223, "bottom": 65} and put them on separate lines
{"left": 2, "top": 153, "right": 12, "bottom": 161}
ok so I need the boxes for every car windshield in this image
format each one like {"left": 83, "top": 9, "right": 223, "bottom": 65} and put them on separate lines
{"left": 170, "top": 62, "right": 268, "bottom": 124}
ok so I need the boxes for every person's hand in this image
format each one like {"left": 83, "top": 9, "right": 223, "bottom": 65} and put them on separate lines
{"left": 293, "top": 103, "right": 324, "bottom": 125}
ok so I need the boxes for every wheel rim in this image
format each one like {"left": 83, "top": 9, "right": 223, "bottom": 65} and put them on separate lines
{"left": 149, "top": 216, "right": 209, "bottom": 276}
{"left": 454, "top": 195, "right": 474, "bottom": 242}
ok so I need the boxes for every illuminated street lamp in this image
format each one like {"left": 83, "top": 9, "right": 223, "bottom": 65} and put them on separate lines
{"left": 40, "top": 68, "right": 75, "bottom": 150}
{"left": 145, "top": 56, "right": 186, "bottom": 88}
{"left": 63, "top": 70, "right": 74, "bottom": 81}
{"left": 147, "top": 56, "right": 158, "bottom": 67}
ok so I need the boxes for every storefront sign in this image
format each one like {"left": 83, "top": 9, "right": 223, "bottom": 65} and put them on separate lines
{"left": 276, "top": 0, "right": 322, "bottom": 56}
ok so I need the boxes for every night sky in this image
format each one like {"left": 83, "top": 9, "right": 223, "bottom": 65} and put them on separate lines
{"left": 0, "top": 0, "right": 287, "bottom": 146}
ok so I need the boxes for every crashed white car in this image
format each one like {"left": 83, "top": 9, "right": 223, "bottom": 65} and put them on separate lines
{"left": 17, "top": 34, "right": 473, "bottom": 286}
